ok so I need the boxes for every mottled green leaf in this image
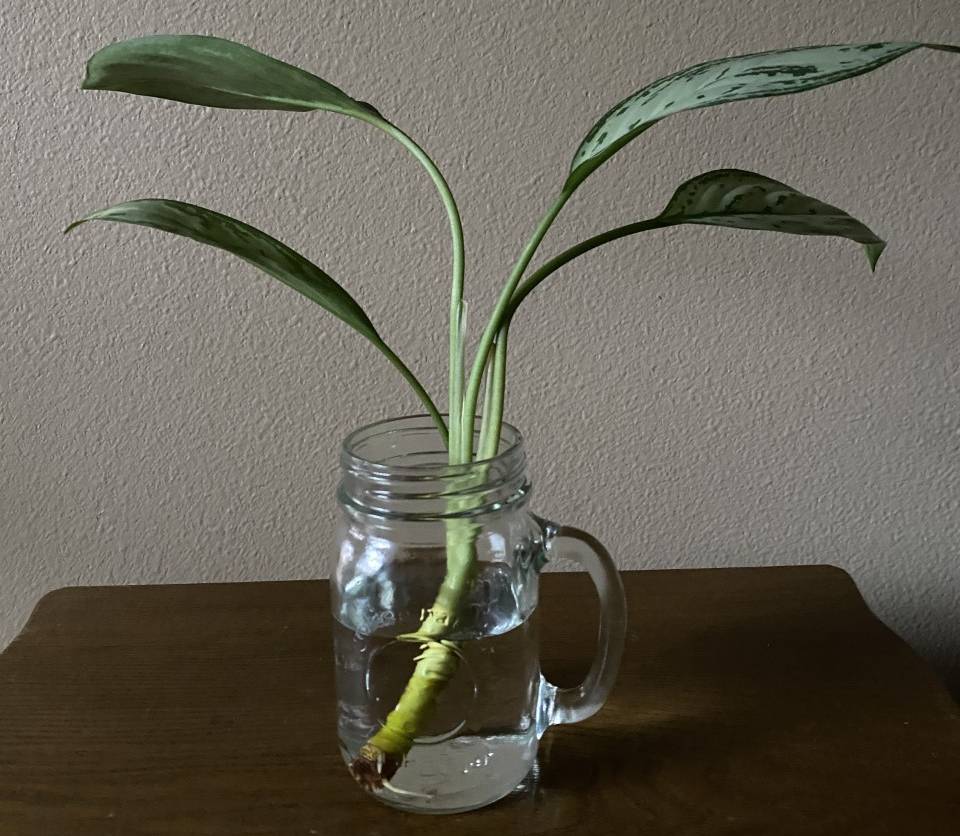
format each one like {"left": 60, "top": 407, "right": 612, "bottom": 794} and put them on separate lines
{"left": 82, "top": 35, "right": 378, "bottom": 117}
{"left": 655, "top": 169, "right": 885, "bottom": 269}
{"left": 569, "top": 42, "right": 959, "bottom": 188}
{"left": 65, "top": 199, "right": 382, "bottom": 342}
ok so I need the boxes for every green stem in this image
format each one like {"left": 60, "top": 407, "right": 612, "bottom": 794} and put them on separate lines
{"left": 366, "top": 117, "right": 466, "bottom": 463}
{"left": 376, "top": 343, "right": 448, "bottom": 445}
{"left": 507, "top": 218, "right": 663, "bottom": 319}
{"left": 479, "top": 217, "right": 664, "bottom": 455}
{"left": 459, "top": 187, "right": 575, "bottom": 461}
{"left": 347, "top": 117, "right": 474, "bottom": 788}
{"left": 476, "top": 342, "right": 496, "bottom": 456}
{"left": 477, "top": 334, "right": 508, "bottom": 460}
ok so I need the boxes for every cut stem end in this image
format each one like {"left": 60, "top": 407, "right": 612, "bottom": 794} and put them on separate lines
{"left": 349, "top": 743, "right": 402, "bottom": 790}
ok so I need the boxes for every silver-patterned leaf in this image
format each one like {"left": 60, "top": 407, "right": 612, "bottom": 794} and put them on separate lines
{"left": 655, "top": 169, "right": 885, "bottom": 269}
{"left": 65, "top": 199, "right": 383, "bottom": 342}
{"left": 82, "top": 35, "right": 378, "bottom": 117}
{"left": 569, "top": 42, "right": 959, "bottom": 188}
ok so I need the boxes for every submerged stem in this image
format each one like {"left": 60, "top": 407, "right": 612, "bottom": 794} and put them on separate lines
{"left": 351, "top": 513, "right": 478, "bottom": 788}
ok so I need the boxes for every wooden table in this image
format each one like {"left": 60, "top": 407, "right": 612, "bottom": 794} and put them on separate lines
{"left": 0, "top": 567, "right": 957, "bottom": 835}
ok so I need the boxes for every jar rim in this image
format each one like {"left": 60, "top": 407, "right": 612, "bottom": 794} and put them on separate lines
{"left": 340, "top": 413, "right": 524, "bottom": 479}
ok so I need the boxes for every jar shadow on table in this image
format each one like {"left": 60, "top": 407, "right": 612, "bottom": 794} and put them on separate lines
{"left": 494, "top": 590, "right": 945, "bottom": 814}
{"left": 485, "top": 621, "right": 734, "bottom": 810}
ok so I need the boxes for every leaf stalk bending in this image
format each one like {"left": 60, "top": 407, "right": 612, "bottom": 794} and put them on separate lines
{"left": 365, "top": 117, "right": 467, "bottom": 464}
{"left": 376, "top": 343, "right": 449, "bottom": 445}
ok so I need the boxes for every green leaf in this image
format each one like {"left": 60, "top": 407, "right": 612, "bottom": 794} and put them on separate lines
{"left": 82, "top": 35, "right": 378, "bottom": 118}
{"left": 568, "top": 41, "right": 959, "bottom": 189}
{"left": 656, "top": 169, "right": 886, "bottom": 269}
{"left": 65, "top": 199, "right": 383, "bottom": 342}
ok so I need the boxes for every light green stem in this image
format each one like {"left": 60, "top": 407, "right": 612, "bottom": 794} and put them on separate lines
{"left": 366, "top": 116, "right": 466, "bottom": 464}
{"left": 477, "top": 335, "right": 508, "bottom": 460}
{"left": 476, "top": 342, "right": 496, "bottom": 457}
{"left": 478, "top": 217, "right": 664, "bottom": 454}
{"left": 350, "top": 116, "right": 476, "bottom": 784}
{"left": 507, "top": 218, "right": 663, "bottom": 318}
{"left": 362, "top": 513, "right": 477, "bottom": 774}
{"left": 376, "top": 343, "right": 448, "bottom": 445}
{"left": 357, "top": 147, "right": 656, "bottom": 785}
{"left": 458, "top": 187, "right": 575, "bottom": 462}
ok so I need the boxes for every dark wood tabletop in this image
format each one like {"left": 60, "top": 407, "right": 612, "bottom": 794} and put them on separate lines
{"left": 0, "top": 566, "right": 957, "bottom": 835}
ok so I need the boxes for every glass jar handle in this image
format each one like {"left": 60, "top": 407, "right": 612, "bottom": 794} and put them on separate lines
{"left": 536, "top": 517, "right": 627, "bottom": 728}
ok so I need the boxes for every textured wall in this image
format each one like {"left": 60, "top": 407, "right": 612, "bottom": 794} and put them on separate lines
{"left": 2, "top": 1, "right": 958, "bottom": 685}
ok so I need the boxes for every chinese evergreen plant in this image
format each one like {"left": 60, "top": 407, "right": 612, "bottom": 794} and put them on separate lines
{"left": 69, "top": 35, "right": 957, "bottom": 789}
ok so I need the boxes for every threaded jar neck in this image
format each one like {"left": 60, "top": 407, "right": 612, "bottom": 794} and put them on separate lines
{"left": 338, "top": 415, "right": 529, "bottom": 520}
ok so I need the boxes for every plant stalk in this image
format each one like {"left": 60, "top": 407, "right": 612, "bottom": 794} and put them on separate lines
{"left": 508, "top": 218, "right": 663, "bottom": 317}
{"left": 350, "top": 507, "right": 478, "bottom": 788}
{"left": 350, "top": 192, "right": 571, "bottom": 784}
{"left": 362, "top": 192, "right": 587, "bottom": 782}
{"left": 360, "top": 194, "right": 587, "bottom": 783}
{"left": 476, "top": 342, "right": 497, "bottom": 456}
{"left": 349, "top": 117, "right": 479, "bottom": 789}
{"left": 477, "top": 216, "right": 665, "bottom": 453}
{"left": 458, "top": 187, "right": 575, "bottom": 462}
{"left": 354, "top": 212, "right": 666, "bottom": 787}
{"left": 375, "top": 343, "right": 448, "bottom": 444}
{"left": 354, "top": 155, "right": 645, "bottom": 793}
{"left": 477, "top": 335, "right": 508, "bottom": 460}
{"left": 365, "top": 116, "right": 467, "bottom": 464}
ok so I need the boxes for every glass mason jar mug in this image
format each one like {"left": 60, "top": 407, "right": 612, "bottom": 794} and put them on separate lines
{"left": 331, "top": 416, "right": 627, "bottom": 813}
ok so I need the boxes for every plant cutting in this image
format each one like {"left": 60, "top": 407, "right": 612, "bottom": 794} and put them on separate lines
{"left": 68, "top": 35, "right": 957, "bottom": 811}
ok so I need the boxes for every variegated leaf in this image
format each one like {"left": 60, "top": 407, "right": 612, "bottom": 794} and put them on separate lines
{"left": 82, "top": 35, "right": 379, "bottom": 118}
{"left": 655, "top": 169, "right": 885, "bottom": 269}
{"left": 65, "top": 199, "right": 383, "bottom": 342}
{"left": 569, "top": 41, "right": 959, "bottom": 188}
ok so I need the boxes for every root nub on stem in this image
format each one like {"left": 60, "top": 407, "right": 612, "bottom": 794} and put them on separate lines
{"left": 350, "top": 743, "right": 402, "bottom": 790}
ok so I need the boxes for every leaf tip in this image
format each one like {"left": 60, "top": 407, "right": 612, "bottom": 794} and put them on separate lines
{"left": 80, "top": 60, "right": 94, "bottom": 89}
{"left": 865, "top": 240, "right": 886, "bottom": 272}
{"left": 80, "top": 48, "right": 106, "bottom": 91}
{"left": 63, "top": 219, "right": 85, "bottom": 234}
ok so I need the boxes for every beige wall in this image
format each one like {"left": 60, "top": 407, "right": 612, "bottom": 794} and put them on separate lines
{"left": 3, "top": 1, "right": 958, "bottom": 685}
